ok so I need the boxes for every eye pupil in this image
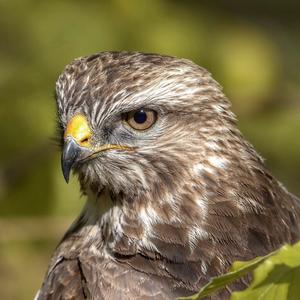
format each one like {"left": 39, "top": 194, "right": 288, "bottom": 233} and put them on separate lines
{"left": 133, "top": 110, "right": 147, "bottom": 124}
{"left": 125, "top": 109, "right": 157, "bottom": 130}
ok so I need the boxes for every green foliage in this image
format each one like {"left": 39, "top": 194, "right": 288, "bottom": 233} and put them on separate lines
{"left": 232, "top": 242, "right": 300, "bottom": 300}
{"left": 0, "top": 1, "right": 300, "bottom": 299}
{"left": 1, "top": 0, "right": 300, "bottom": 218}
{"left": 180, "top": 242, "right": 300, "bottom": 300}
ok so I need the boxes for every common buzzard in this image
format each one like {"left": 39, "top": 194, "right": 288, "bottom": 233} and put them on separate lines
{"left": 37, "top": 52, "right": 300, "bottom": 299}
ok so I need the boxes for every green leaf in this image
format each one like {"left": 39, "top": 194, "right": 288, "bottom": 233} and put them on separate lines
{"left": 178, "top": 251, "right": 275, "bottom": 300}
{"left": 178, "top": 242, "right": 300, "bottom": 300}
{"left": 231, "top": 242, "right": 300, "bottom": 300}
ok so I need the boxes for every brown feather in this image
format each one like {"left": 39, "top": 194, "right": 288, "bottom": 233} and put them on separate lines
{"left": 37, "top": 51, "right": 300, "bottom": 300}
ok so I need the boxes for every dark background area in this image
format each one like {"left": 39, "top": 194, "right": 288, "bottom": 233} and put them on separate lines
{"left": 0, "top": 1, "right": 299, "bottom": 299}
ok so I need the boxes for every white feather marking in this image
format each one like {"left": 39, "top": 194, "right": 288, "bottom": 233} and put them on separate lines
{"left": 211, "top": 104, "right": 225, "bottom": 113}
{"left": 195, "top": 197, "right": 208, "bottom": 213}
{"left": 82, "top": 74, "right": 90, "bottom": 89}
{"left": 188, "top": 226, "right": 209, "bottom": 248}
{"left": 193, "top": 163, "right": 214, "bottom": 175}
{"left": 207, "top": 156, "right": 228, "bottom": 169}
{"left": 139, "top": 206, "right": 160, "bottom": 229}
{"left": 34, "top": 290, "right": 40, "bottom": 300}
{"left": 205, "top": 141, "right": 221, "bottom": 151}
{"left": 140, "top": 236, "right": 159, "bottom": 252}
{"left": 137, "top": 206, "right": 160, "bottom": 252}
{"left": 201, "top": 260, "right": 208, "bottom": 274}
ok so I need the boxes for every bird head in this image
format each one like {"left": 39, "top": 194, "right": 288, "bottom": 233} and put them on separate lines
{"left": 56, "top": 52, "right": 238, "bottom": 201}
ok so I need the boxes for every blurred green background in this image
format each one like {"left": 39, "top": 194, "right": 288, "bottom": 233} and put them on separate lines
{"left": 0, "top": 0, "right": 299, "bottom": 299}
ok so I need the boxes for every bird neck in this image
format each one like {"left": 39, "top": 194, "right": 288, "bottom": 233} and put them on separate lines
{"left": 85, "top": 188, "right": 114, "bottom": 219}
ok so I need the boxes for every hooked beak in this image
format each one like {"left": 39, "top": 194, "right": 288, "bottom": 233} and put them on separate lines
{"left": 61, "top": 138, "right": 92, "bottom": 183}
{"left": 61, "top": 114, "right": 93, "bottom": 183}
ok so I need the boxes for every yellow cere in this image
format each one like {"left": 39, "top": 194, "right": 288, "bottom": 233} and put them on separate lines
{"left": 64, "top": 114, "right": 92, "bottom": 147}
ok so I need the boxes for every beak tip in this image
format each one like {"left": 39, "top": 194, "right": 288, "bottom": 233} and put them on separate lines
{"left": 61, "top": 159, "right": 71, "bottom": 183}
{"left": 61, "top": 140, "right": 77, "bottom": 184}
{"left": 63, "top": 171, "right": 70, "bottom": 183}
{"left": 61, "top": 137, "right": 90, "bottom": 184}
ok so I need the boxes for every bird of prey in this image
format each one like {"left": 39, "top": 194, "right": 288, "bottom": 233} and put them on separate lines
{"left": 37, "top": 52, "right": 300, "bottom": 299}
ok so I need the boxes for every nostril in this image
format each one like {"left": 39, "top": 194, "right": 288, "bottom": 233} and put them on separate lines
{"left": 79, "top": 135, "right": 91, "bottom": 147}
{"left": 81, "top": 137, "right": 89, "bottom": 143}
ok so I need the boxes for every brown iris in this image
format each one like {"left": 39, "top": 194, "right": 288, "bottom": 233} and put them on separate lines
{"left": 124, "top": 109, "right": 157, "bottom": 130}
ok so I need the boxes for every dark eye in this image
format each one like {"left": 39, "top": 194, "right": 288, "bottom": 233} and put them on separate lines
{"left": 124, "top": 109, "right": 157, "bottom": 130}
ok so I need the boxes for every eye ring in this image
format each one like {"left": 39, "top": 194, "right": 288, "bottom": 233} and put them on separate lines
{"left": 124, "top": 109, "right": 157, "bottom": 131}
